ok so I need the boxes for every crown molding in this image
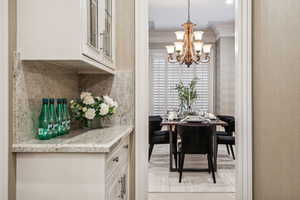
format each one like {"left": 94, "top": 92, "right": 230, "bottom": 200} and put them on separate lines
{"left": 211, "top": 22, "right": 234, "bottom": 39}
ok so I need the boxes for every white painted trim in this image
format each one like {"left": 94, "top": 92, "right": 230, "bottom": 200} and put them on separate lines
{"left": 0, "top": 0, "right": 9, "bottom": 199}
{"left": 211, "top": 22, "right": 235, "bottom": 40}
{"left": 235, "top": 0, "right": 253, "bottom": 199}
{"left": 135, "top": 0, "right": 149, "bottom": 199}
{"left": 136, "top": 0, "right": 253, "bottom": 199}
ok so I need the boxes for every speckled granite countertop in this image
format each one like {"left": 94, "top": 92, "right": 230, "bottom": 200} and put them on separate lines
{"left": 12, "top": 125, "right": 134, "bottom": 153}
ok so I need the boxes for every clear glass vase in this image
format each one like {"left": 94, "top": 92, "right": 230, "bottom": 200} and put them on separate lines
{"left": 83, "top": 119, "right": 103, "bottom": 129}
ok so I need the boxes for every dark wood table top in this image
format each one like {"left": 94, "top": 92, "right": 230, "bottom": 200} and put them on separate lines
{"left": 161, "top": 119, "right": 227, "bottom": 126}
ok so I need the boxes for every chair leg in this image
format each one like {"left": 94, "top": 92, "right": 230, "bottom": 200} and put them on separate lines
{"left": 179, "top": 153, "right": 185, "bottom": 183}
{"left": 230, "top": 145, "right": 235, "bottom": 160}
{"left": 226, "top": 144, "right": 231, "bottom": 155}
{"left": 173, "top": 144, "right": 178, "bottom": 169}
{"left": 182, "top": 153, "right": 185, "bottom": 169}
{"left": 174, "top": 153, "right": 178, "bottom": 169}
{"left": 208, "top": 154, "right": 216, "bottom": 184}
{"left": 207, "top": 155, "right": 211, "bottom": 174}
{"left": 149, "top": 144, "right": 154, "bottom": 161}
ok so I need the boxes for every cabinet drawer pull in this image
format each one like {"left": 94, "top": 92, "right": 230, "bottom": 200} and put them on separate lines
{"left": 99, "top": 32, "right": 104, "bottom": 50}
{"left": 123, "top": 144, "right": 129, "bottom": 149}
{"left": 113, "top": 157, "right": 119, "bottom": 162}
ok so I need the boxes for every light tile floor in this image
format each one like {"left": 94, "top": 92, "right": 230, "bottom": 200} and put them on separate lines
{"left": 148, "top": 192, "right": 235, "bottom": 200}
{"left": 148, "top": 144, "right": 236, "bottom": 193}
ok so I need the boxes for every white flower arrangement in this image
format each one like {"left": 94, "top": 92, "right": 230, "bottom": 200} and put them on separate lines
{"left": 70, "top": 92, "right": 118, "bottom": 121}
{"left": 85, "top": 108, "right": 96, "bottom": 120}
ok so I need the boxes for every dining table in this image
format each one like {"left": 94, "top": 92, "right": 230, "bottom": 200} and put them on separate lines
{"left": 161, "top": 119, "right": 228, "bottom": 172}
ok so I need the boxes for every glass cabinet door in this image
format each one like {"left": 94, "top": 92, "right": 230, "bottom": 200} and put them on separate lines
{"left": 103, "top": 0, "right": 112, "bottom": 58}
{"left": 87, "top": 0, "right": 99, "bottom": 50}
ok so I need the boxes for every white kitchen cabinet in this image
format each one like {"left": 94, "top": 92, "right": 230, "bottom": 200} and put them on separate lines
{"left": 17, "top": 0, "right": 116, "bottom": 74}
{"left": 13, "top": 126, "right": 133, "bottom": 200}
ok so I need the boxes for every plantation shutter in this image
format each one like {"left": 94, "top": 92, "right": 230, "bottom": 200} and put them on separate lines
{"left": 150, "top": 49, "right": 209, "bottom": 115}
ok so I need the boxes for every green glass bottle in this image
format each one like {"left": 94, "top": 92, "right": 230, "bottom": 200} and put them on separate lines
{"left": 56, "top": 99, "right": 65, "bottom": 136}
{"left": 38, "top": 98, "right": 51, "bottom": 140}
{"left": 63, "top": 99, "right": 71, "bottom": 134}
{"left": 49, "top": 98, "right": 58, "bottom": 138}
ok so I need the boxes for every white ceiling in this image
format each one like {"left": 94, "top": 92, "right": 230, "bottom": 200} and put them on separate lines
{"left": 149, "top": 0, "right": 234, "bottom": 31}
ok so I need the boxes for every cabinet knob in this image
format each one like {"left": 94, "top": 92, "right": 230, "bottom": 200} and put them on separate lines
{"left": 123, "top": 144, "right": 129, "bottom": 149}
{"left": 113, "top": 156, "right": 119, "bottom": 162}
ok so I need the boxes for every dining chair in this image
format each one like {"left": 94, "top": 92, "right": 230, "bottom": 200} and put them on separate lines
{"left": 148, "top": 116, "right": 177, "bottom": 166}
{"left": 177, "top": 124, "right": 216, "bottom": 183}
{"left": 216, "top": 115, "right": 235, "bottom": 160}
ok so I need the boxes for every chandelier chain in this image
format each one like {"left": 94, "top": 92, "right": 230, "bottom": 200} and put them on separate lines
{"left": 188, "top": 0, "right": 191, "bottom": 21}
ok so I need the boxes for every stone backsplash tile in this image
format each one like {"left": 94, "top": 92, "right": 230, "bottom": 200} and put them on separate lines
{"left": 13, "top": 61, "right": 79, "bottom": 143}
{"left": 13, "top": 61, "right": 135, "bottom": 143}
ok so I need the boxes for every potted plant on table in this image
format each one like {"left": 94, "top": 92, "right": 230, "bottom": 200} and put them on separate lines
{"left": 70, "top": 92, "right": 118, "bottom": 129}
{"left": 175, "top": 77, "right": 198, "bottom": 116}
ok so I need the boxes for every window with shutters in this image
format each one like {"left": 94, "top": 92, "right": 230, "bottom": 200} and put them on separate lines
{"left": 150, "top": 49, "right": 209, "bottom": 115}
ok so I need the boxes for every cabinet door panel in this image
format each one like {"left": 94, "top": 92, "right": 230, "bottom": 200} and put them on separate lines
{"left": 87, "top": 0, "right": 99, "bottom": 49}
{"left": 81, "top": 0, "right": 103, "bottom": 64}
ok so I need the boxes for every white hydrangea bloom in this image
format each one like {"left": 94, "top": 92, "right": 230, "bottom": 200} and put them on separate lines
{"left": 82, "top": 107, "right": 88, "bottom": 112}
{"left": 83, "top": 95, "right": 95, "bottom": 105}
{"left": 112, "top": 101, "right": 118, "bottom": 108}
{"left": 100, "top": 103, "right": 109, "bottom": 116}
{"left": 95, "top": 96, "right": 101, "bottom": 101}
{"left": 85, "top": 108, "right": 96, "bottom": 120}
{"left": 80, "top": 92, "right": 92, "bottom": 100}
{"left": 103, "top": 95, "right": 114, "bottom": 106}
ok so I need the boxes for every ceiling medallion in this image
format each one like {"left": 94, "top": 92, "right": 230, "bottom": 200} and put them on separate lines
{"left": 166, "top": 0, "right": 212, "bottom": 67}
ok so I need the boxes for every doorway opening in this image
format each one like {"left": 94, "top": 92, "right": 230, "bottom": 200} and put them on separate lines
{"left": 135, "top": 0, "right": 252, "bottom": 199}
{"left": 148, "top": 0, "right": 236, "bottom": 199}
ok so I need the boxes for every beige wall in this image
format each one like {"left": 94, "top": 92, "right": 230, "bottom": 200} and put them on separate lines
{"left": 8, "top": 0, "right": 16, "bottom": 199}
{"left": 215, "top": 36, "right": 235, "bottom": 116}
{"left": 115, "top": 0, "right": 135, "bottom": 72}
{"left": 253, "top": 0, "right": 300, "bottom": 199}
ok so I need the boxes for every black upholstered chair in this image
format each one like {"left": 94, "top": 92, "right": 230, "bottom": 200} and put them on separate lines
{"left": 216, "top": 115, "right": 236, "bottom": 160}
{"left": 149, "top": 116, "right": 177, "bottom": 165}
{"left": 177, "top": 124, "right": 216, "bottom": 183}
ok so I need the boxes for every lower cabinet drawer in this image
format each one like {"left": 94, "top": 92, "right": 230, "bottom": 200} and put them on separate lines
{"left": 105, "top": 136, "right": 129, "bottom": 200}
{"left": 106, "top": 165, "right": 128, "bottom": 200}
{"left": 106, "top": 177, "right": 121, "bottom": 200}
{"left": 105, "top": 137, "right": 129, "bottom": 180}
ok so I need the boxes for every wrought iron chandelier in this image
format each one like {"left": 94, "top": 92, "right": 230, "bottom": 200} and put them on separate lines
{"left": 165, "top": 0, "right": 212, "bottom": 67}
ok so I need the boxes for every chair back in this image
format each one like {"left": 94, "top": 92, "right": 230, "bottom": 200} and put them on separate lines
{"left": 149, "top": 115, "right": 163, "bottom": 141}
{"left": 177, "top": 124, "right": 213, "bottom": 154}
{"left": 217, "top": 115, "right": 235, "bottom": 135}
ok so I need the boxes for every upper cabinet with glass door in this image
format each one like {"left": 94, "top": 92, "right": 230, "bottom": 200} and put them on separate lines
{"left": 103, "top": 0, "right": 113, "bottom": 59}
{"left": 17, "top": 0, "right": 116, "bottom": 74}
